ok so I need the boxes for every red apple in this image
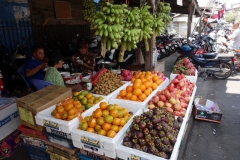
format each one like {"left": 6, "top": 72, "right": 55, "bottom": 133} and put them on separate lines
{"left": 157, "top": 101, "right": 164, "bottom": 108}
{"left": 159, "top": 95, "right": 167, "bottom": 102}
{"left": 148, "top": 100, "right": 154, "bottom": 105}
{"left": 168, "top": 86, "right": 175, "bottom": 92}
{"left": 179, "top": 81, "right": 184, "bottom": 87}
{"left": 181, "top": 91, "right": 186, "bottom": 96}
{"left": 172, "top": 79, "right": 179, "bottom": 84}
{"left": 165, "top": 102, "right": 172, "bottom": 108}
{"left": 180, "top": 102, "right": 188, "bottom": 108}
{"left": 164, "top": 91, "right": 171, "bottom": 99}
{"left": 174, "top": 103, "right": 182, "bottom": 111}
{"left": 148, "top": 104, "right": 155, "bottom": 110}
{"left": 152, "top": 96, "right": 159, "bottom": 103}
{"left": 173, "top": 111, "right": 180, "bottom": 116}
{"left": 156, "top": 91, "right": 162, "bottom": 96}
{"left": 180, "top": 110, "right": 186, "bottom": 117}
{"left": 166, "top": 107, "right": 173, "bottom": 113}
{"left": 184, "top": 96, "right": 190, "bottom": 103}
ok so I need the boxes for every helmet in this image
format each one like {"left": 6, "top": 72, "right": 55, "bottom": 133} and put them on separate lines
{"left": 181, "top": 45, "right": 192, "bottom": 51}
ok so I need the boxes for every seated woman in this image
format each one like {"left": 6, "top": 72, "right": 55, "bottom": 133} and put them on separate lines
{"left": 44, "top": 51, "right": 82, "bottom": 92}
{"left": 71, "top": 41, "right": 95, "bottom": 74}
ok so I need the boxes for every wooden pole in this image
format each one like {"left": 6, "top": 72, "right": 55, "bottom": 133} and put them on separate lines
{"left": 187, "top": 1, "right": 193, "bottom": 43}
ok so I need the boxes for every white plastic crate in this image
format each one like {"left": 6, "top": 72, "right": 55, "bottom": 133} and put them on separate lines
{"left": 116, "top": 85, "right": 197, "bottom": 160}
{"left": 35, "top": 99, "right": 104, "bottom": 134}
{"left": 93, "top": 81, "right": 130, "bottom": 102}
{"left": 109, "top": 78, "right": 169, "bottom": 109}
{"left": 170, "top": 70, "right": 198, "bottom": 84}
{"left": 71, "top": 100, "right": 142, "bottom": 159}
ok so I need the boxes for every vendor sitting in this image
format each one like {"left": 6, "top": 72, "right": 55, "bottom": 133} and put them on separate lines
{"left": 25, "top": 46, "right": 47, "bottom": 83}
{"left": 44, "top": 51, "right": 82, "bottom": 92}
{"left": 71, "top": 41, "right": 95, "bottom": 74}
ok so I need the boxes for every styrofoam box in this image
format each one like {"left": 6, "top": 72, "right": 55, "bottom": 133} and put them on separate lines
{"left": 71, "top": 99, "right": 142, "bottom": 159}
{"left": 46, "top": 127, "right": 72, "bottom": 139}
{"left": 109, "top": 78, "right": 169, "bottom": 109}
{"left": 35, "top": 99, "right": 104, "bottom": 134}
{"left": 0, "top": 102, "right": 20, "bottom": 140}
{"left": 93, "top": 81, "right": 130, "bottom": 102}
{"left": 116, "top": 85, "right": 197, "bottom": 160}
{"left": 170, "top": 70, "right": 198, "bottom": 84}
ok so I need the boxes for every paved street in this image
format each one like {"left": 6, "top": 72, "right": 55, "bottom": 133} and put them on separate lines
{"left": 163, "top": 53, "right": 240, "bottom": 160}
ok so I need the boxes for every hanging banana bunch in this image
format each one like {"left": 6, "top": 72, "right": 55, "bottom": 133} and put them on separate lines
{"left": 99, "top": 0, "right": 114, "bottom": 11}
{"left": 157, "top": 2, "right": 172, "bottom": 28}
{"left": 119, "top": 7, "right": 141, "bottom": 62}
{"left": 139, "top": 3, "right": 154, "bottom": 52}
{"left": 82, "top": 0, "right": 95, "bottom": 27}
{"left": 152, "top": 14, "right": 165, "bottom": 48}
{"left": 93, "top": 3, "right": 127, "bottom": 57}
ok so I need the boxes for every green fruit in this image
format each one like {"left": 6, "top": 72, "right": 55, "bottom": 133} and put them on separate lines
{"left": 77, "top": 95, "right": 85, "bottom": 100}
{"left": 81, "top": 97, "right": 88, "bottom": 105}
{"left": 85, "top": 103, "right": 93, "bottom": 109}
{"left": 80, "top": 105, "right": 86, "bottom": 111}
{"left": 81, "top": 90, "right": 88, "bottom": 96}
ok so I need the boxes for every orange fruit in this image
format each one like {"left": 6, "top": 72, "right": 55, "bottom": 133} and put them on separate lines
{"left": 67, "top": 114, "right": 75, "bottom": 120}
{"left": 86, "top": 93, "right": 93, "bottom": 99}
{"left": 107, "top": 130, "right": 116, "bottom": 138}
{"left": 114, "top": 104, "right": 120, "bottom": 109}
{"left": 110, "top": 109, "right": 119, "bottom": 118}
{"left": 86, "top": 128, "right": 95, "bottom": 133}
{"left": 143, "top": 81, "right": 151, "bottom": 89}
{"left": 64, "top": 103, "right": 74, "bottom": 111}
{"left": 152, "top": 83, "right": 158, "bottom": 90}
{"left": 73, "top": 100, "right": 81, "bottom": 106}
{"left": 140, "top": 78, "right": 147, "bottom": 83}
{"left": 111, "top": 125, "right": 119, "bottom": 133}
{"left": 88, "top": 117, "right": 97, "bottom": 128}
{"left": 131, "top": 78, "right": 136, "bottom": 83}
{"left": 120, "top": 118, "right": 126, "bottom": 126}
{"left": 134, "top": 79, "right": 141, "bottom": 83}
{"left": 133, "top": 82, "right": 141, "bottom": 89}
{"left": 118, "top": 126, "right": 123, "bottom": 131}
{"left": 148, "top": 88, "right": 153, "bottom": 93}
{"left": 68, "top": 108, "right": 76, "bottom": 116}
{"left": 146, "top": 71, "right": 152, "bottom": 75}
{"left": 61, "top": 111, "right": 68, "bottom": 119}
{"left": 145, "top": 75, "right": 152, "bottom": 81}
{"left": 122, "top": 108, "right": 128, "bottom": 116}
{"left": 139, "top": 74, "right": 145, "bottom": 79}
{"left": 102, "top": 110, "right": 109, "bottom": 117}
{"left": 104, "top": 115, "right": 113, "bottom": 123}
{"left": 130, "top": 95, "right": 138, "bottom": 101}
{"left": 138, "top": 93, "right": 147, "bottom": 101}
{"left": 95, "top": 124, "right": 102, "bottom": 131}
{"left": 55, "top": 113, "right": 61, "bottom": 119}
{"left": 97, "top": 117, "right": 105, "bottom": 126}
{"left": 119, "top": 90, "right": 127, "bottom": 98}
{"left": 153, "top": 76, "right": 160, "bottom": 82}
{"left": 133, "top": 88, "right": 142, "bottom": 96}
{"left": 156, "top": 79, "right": 163, "bottom": 85}
{"left": 116, "top": 95, "right": 122, "bottom": 99}
{"left": 112, "top": 118, "right": 121, "bottom": 125}
{"left": 125, "top": 92, "right": 132, "bottom": 99}
{"left": 99, "top": 102, "right": 108, "bottom": 110}
{"left": 126, "top": 86, "right": 133, "bottom": 93}
{"left": 97, "top": 129, "right": 107, "bottom": 136}
{"left": 84, "top": 116, "right": 91, "bottom": 122}
{"left": 51, "top": 109, "right": 57, "bottom": 116}
{"left": 74, "top": 104, "right": 82, "bottom": 109}
{"left": 73, "top": 92, "right": 80, "bottom": 97}
{"left": 57, "top": 106, "right": 65, "bottom": 114}
{"left": 144, "top": 89, "right": 151, "bottom": 96}
{"left": 80, "top": 122, "right": 88, "bottom": 130}
{"left": 102, "top": 123, "right": 112, "bottom": 131}
{"left": 139, "top": 85, "right": 146, "bottom": 92}
{"left": 107, "top": 104, "right": 115, "bottom": 111}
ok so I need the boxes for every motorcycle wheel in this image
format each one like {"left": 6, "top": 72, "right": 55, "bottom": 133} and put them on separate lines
{"left": 213, "top": 62, "right": 232, "bottom": 79}
{"left": 166, "top": 49, "right": 171, "bottom": 57}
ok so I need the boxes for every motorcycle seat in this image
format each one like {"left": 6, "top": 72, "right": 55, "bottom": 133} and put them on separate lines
{"left": 202, "top": 52, "right": 217, "bottom": 59}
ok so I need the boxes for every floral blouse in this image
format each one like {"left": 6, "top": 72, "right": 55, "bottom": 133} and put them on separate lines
{"left": 44, "top": 67, "right": 65, "bottom": 87}
{"left": 74, "top": 52, "right": 95, "bottom": 73}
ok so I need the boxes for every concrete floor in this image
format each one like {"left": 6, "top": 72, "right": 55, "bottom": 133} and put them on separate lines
{"left": 4, "top": 53, "right": 240, "bottom": 160}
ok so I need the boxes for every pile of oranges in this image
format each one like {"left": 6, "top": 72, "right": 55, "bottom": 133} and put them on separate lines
{"left": 79, "top": 102, "right": 133, "bottom": 138}
{"left": 117, "top": 71, "right": 163, "bottom": 101}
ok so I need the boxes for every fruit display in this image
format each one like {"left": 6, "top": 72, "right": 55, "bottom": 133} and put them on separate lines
{"left": 51, "top": 90, "right": 103, "bottom": 121}
{"left": 157, "top": 2, "right": 171, "bottom": 28}
{"left": 78, "top": 102, "right": 133, "bottom": 138}
{"left": 121, "top": 70, "right": 133, "bottom": 81}
{"left": 173, "top": 58, "right": 196, "bottom": 75}
{"left": 122, "top": 108, "right": 183, "bottom": 159}
{"left": 148, "top": 74, "right": 195, "bottom": 117}
{"left": 117, "top": 71, "right": 166, "bottom": 102}
{"left": 92, "top": 70, "right": 125, "bottom": 95}
{"left": 82, "top": 0, "right": 95, "bottom": 26}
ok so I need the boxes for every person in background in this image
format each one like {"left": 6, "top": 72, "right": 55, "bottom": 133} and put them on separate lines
{"left": 206, "top": 23, "right": 214, "bottom": 34}
{"left": 25, "top": 46, "right": 47, "bottom": 83}
{"left": 71, "top": 41, "right": 95, "bottom": 74}
{"left": 225, "top": 20, "right": 240, "bottom": 49}
{"left": 45, "top": 51, "right": 82, "bottom": 92}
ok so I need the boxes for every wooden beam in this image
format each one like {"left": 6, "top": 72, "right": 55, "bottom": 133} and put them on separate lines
{"left": 191, "top": 0, "right": 202, "bottom": 15}
{"left": 187, "top": 1, "right": 193, "bottom": 42}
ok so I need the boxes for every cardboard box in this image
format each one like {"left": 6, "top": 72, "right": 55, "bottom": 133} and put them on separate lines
{"left": 79, "top": 149, "right": 116, "bottom": 160}
{"left": 16, "top": 85, "right": 72, "bottom": 131}
{"left": 23, "top": 143, "right": 50, "bottom": 160}
{"left": 0, "top": 129, "right": 22, "bottom": 158}
{"left": 0, "top": 102, "right": 20, "bottom": 140}
{"left": 194, "top": 98, "right": 222, "bottom": 123}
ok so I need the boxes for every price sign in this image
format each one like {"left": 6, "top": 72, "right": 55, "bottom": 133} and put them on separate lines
{"left": 43, "top": 119, "right": 59, "bottom": 130}
{"left": 81, "top": 136, "right": 101, "bottom": 148}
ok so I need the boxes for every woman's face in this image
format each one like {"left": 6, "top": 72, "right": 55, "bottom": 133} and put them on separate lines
{"left": 56, "top": 60, "right": 63, "bottom": 68}
{"left": 79, "top": 47, "right": 87, "bottom": 55}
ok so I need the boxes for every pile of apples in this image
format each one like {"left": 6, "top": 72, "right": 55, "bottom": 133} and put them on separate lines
{"left": 148, "top": 74, "right": 195, "bottom": 117}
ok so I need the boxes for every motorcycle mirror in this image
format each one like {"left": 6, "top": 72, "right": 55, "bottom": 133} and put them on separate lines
{"left": 188, "top": 37, "right": 192, "bottom": 41}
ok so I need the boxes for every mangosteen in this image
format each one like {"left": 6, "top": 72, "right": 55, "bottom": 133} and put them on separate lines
{"left": 123, "top": 136, "right": 130, "bottom": 142}
{"left": 161, "top": 116, "right": 166, "bottom": 122}
{"left": 147, "top": 140, "right": 155, "bottom": 147}
{"left": 166, "top": 145, "right": 173, "bottom": 153}
{"left": 168, "top": 121, "right": 173, "bottom": 127}
{"left": 153, "top": 108, "right": 161, "bottom": 115}
{"left": 165, "top": 117, "right": 169, "bottom": 123}
{"left": 132, "top": 131, "right": 138, "bottom": 139}
{"left": 132, "top": 138, "right": 138, "bottom": 144}
{"left": 145, "top": 117, "right": 150, "bottom": 123}
{"left": 177, "top": 116, "right": 183, "bottom": 123}
{"left": 141, "top": 146, "right": 148, "bottom": 152}
{"left": 146, "top": 111, "right": 153, "bottom": 118}
{"left": 147, "top": 122, "right": 154, "bottom": 129}
{"left": 143, "top": 128, "right": 149, "bottom": 135}
{"left": 139, "top": 139, "right": 146, "bottom": 146}
{"left": 133, "top": 144, "right": 141, "bottom": 150}
{"left": 170, "top": 137, "right": 177, "bottom": 144}
{"left": 150, "top": 129, "right": 157, "bottom": 136}
{"left": 158, "top": 131, "right": 165, "bottom": 138}
{"left": 134, "top": 124, "right": 140, "bottom": 130}
{"left": 151, "top": 115, "right": 161, "bottom": 124}
{"left": 145, "top": 134, "right": 152, "bottom": 142}
{"left": 123, "top": 141, "right": 133, "bottom": 148}
{"left": 162, "top": 125, "right": 169, "bottom": 132}
{"left": 133, "top": 117, "right": 141, "bottom": 124}
{"left": 137, "top": 131, "right": 144, "bottom": 139}
{"left": 155, "top": 124, "right": 162, "bottom": 131}
{"left": 159, "top": 152, "right": 167, "bottom": 158}
{"left": 173, "top": 121, "right": 180, "bottom": 129}
{"left": 161, "top": 137, "right": 170, "bottom": 145}
{"left": 160, "top": 121, "right": 167, "bottom": 127}
{"left": 139, "top": 121, "right": 146, "bottom": 129}
{"left": 147, "top": 146, "right": 157, "bottom": 154}
{"left": 154, "top": 137, "right": 161, "bottom": 145}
